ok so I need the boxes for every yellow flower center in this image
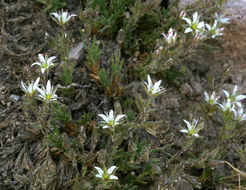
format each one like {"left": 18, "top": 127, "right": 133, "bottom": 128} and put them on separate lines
{"left": 108, "top": 120, "right": 114, "bottom": 126}
{"left": 103, "top": 173, "right": 109, "bottom": 180}
{"left": 46, "top": 94, "right": 51, "bottom": 100}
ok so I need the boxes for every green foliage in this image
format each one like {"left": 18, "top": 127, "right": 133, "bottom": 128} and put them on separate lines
{"left": 36, "top": 0, "right": 66, "bottom": 12}
{"left": 85, "top": 36, "right": 102, "bottom": 72}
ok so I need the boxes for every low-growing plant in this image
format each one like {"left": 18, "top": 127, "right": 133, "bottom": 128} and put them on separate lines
{"left": 18, "top": 0, "right": 243, "bottom": 189}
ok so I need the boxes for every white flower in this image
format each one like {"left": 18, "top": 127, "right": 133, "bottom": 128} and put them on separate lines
{"left": 94, "top": 166, "right": 118, "bottom": 180}
{"left": 182, "top": 11, "right": 205, "bottom": 33}
{"left": 144, "top": 75, "right": 164, "bottom": 95}
{"left": 180, "top": 119, "right": 202, "bottom": 137}
{"left": 204, "top": 91, "right": 219, "bottom": 105}
{"left": 162, "top": 28, "right": 177, "bottom": 45}
{"left": 206, "top": 20, "right": 224, "bottom": 38}
{"left": 233, "top": 107, "right": 246, "bottom": 122}
{"left": 37, "top": 80, "right": 58, "bottom": 103}
{"left": 51, "top": 10, "right": 76, "bottom": 27}
{"left": 21, "top": 77, "right": 40, "bottom": 96}
{"left": 217, "top": 99, "right": 235, "bottom": 112}
{"left": 215, "top": 13, "right": 230, "bottom": 24}
{"left": 31, "top": 54, "right": 56, "bottom": 74}
{"left": 223, "top": 85, "right": 246, "bottom": 107}
{"left": 98, "top": 110, "right": 125, "bottom": 129}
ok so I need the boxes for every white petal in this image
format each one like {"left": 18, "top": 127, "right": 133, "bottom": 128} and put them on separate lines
{"left": 109, "top": 175, "right": 118, "bottom": 180}
{"left": 212, "top": 20, "right": 218, "bottom": 29}
{"left": 41, "top": 68, "right": 46, "bottom": 73}
{"left": 98, "top": 114, "right": 109, "bottom": 122}
{"left": 147, "top": 75, "right": 152, "bottom": 88}
{"left": 180, "top": 129, "right": 188, "bottom": 133}
{"left": 197, "top": 21, "right": 204, "bottom": 29}
{"left": 108, "top": 110, "right": 115, "bottom": 121}
{"left": 94, "top": 167, "right": 104, "bottom": 176}
{"left": 115, "top": 114, "right": 125, "bottom": 123}
{"left": 206, "top": 24, "right": 211, "bottom": 31}
{"left": 223, "top": 90, "right": 229, "bottom": 98}
{"left": 193, "top": 133, "right": 199, "bottom": 137}
{"left": 95, "top": 174, "right": 103, "bottom": 179}
{"left": 193, "top": 12, "right": 198, "bottom": 22}
{"left": 102, "top": 125, "right": 110, "bottom": 129}
{"left": 182, "top": 18, "right": 191, "bottom": 25}
{"left": 235, "top": 102, "right": 243, "bottom": 108}
{"left": 37, "top": 87, "right": 45, "bottom": 96}
{"left": 236, "top": 95, "right": 246, "bottom": 101}
{"left": 204, "top": 91, "right": 209, "bottom": 101}
{"left": 21, "top": 81, "right": 28, "bottom": 92}
{"left": 31, "top": 62, "right": 41, "bottom": 67}
{"left": 183, "top": 119, "right": 192, "bottom": 131}
{"left": 107, "top": 166, "right": 117, "bottom": 175}
{"left": 51, "top": 12, "right": 59, "bottom": 19}
{"left": 34, "top": 77, "right": 40, "bottom": 89}
{"left": 153, "top": 80, "right": 162, "bottom": 91}
{"left": 46, "top": 80, "right": 51, "bottom": 93}
{"left": 48, "top": 56, "right": 56, "bottom": 63}
{"left": 233, "top": 85, "right": 238, "bottom": 96}
{"left": 184, "top": 27, "right": 193, "bottom": 33}
{"left": 38, "top": 54, "right": 45, "bottom": 63}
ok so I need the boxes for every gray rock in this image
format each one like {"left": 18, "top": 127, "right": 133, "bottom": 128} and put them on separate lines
{"left": 10, "top": 94, "right": 20, "bottom": 101}
{"left": 192, "top": 82, "right": 202, "bottom": 95}
{"left": 68, "top": 42, "right": 84, "bottom": 62}
{"left": 180, "top": 83, "right": 193, "bottom": 96}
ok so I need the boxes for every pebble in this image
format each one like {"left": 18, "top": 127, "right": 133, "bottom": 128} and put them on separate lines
{"left": 68, "top": 42, "right": 84, "bottom": 62}
{"left": 7, "top": 102, "right": 12, "bottom": 107}
{"left": 10, "top": 94, "right": 20, "bottom": 101}
{"left": 180, "top": 83, "right": 193, "bottom": 96}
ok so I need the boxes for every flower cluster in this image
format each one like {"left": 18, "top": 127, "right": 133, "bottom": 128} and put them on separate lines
{"left": 183, "top": 11, "right": 228, "bottom": 38}
{"left": 204, "top": 85, "right": 246, "bottom": 122}
{"left": 21, "top": 79, "right": 58, "bottom": 103}
{"left": 160, "top": 11, "right": 229, "bottom": 51}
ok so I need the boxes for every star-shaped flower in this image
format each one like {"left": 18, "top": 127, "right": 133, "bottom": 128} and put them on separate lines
{"left": 233, "top": 107, "right": 246, "bottom": 122}
{"left": 51, "top": 10, "right": 76, "bottom": 27}
{"left": 162, "top": 28, "right": 177, "bottom": 46}
{"left": 31, "top": 54, "right": 56, "bottom": 74}
{"left": 180, "top": 119, "right": 203, "bottom": 137}
{"left": 94, "top": 166, "right": 118, "bottom": 180}
{"left": 98, "top": 110, "right": 125, "bottom": 129}
{"left": 21, "top": 77, "right": 40, "bottom": 96}
{"left": 144, "top": 75, "right": 164, "bottom": 96}
{"left": 223, "top": 85, "right": 246, "bottom": 107}
{"left": 37, "top": 80, "right": 58, "bottom": 103}
{"left": 182, "top": 11, "right": 205, "bottom": 33}
{"left": 204, "top": 91, "right": 219, "bottom": 105}
{"left": 217, "top": 99, "right": 235, "bottom": 113}
{"left": 215, "top": 13, "right": 230, "bottom": 24}
{"left": 206, "top": 20, "right": 224, "bottom": 38}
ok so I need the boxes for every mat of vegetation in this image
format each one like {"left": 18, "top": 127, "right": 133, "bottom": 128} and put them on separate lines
{"left": 0, "top": 0, "right": 246, "bottom": 189}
